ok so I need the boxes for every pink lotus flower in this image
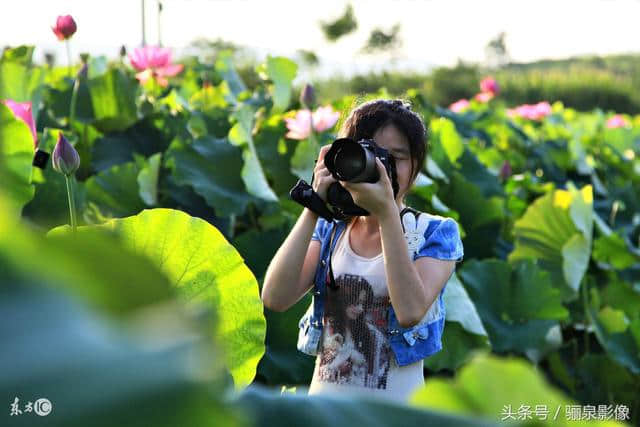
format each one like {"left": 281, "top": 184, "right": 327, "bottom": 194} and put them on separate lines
{"left": 606, "top": 114, "right": 629, "bottom": 129}
{"left": 507, "top": 101, "right": 552, "bottom": 121}
{"left": 3, "top": 99, "right": 37, "bottom": 149}
{"left": 284, "top": 105, "right": 340, "bottom": 140}
{"left": 480, "top": 76, "right": 500, "bottom": 95}
{"left": 52, "top": 15, "right": 77, "bottom": 41}
{"left": 474, "top": 92, "right": 494, "bottom": 103}
{"left": 128, "top": 46, "right": 184, "bottom": 87}
{"left": 312, "top": 106, "right": 340, "bottom": 132}
{"left": 449, "top": 99, "right": 470, "bottom": 113}
{"left": 285, "top": 110, "right": 312, "bottom": 139}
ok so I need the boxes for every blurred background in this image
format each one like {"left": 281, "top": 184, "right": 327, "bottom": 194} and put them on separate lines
{"left": 5, "top": 0, "right": 640, "bottom": 112}
{"left": 1, "top": 1, "right": 639, "bottom": 426}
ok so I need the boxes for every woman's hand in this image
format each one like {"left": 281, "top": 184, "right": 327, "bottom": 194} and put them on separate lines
{"left": 312, "top": 144, "right": 338, "bottom": 203}
{"left": 339, "top": 157, "right": 396, "bottom": 218}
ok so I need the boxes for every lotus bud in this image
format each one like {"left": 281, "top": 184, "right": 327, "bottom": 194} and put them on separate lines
{"left": 119, "top": 45, "right": 127, "bottom": 58}
{"left": 300, "top": 83, "right": 316, "bottom": 109}
{"left": 499, "top": 160, "right": 512, "bottom": 180}
{"left": 44, "top": 52, "right": 56, "bottom": 68}
{"left": 51, "top": 132, "right": 80, "bottom": 176}
{"left": 52, "top": 15, "right": 77, "bottom": 41}
{"left": 77, "top": 61, "right": 88, "bottom": 80}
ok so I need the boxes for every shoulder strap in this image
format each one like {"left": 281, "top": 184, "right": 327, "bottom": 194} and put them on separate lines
{"left": 326, "top": 223, "right": 339, "bottom": 291}
{"left": 399, "top": 206, "right": 421, "bottom": 233}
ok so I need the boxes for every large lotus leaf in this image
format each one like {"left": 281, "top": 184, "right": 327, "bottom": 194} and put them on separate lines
{"left": 229, "top": 382, "right": 502, "bottom": 427}
{"left": 165, "top": 136, "right": 252, "bottom": 217}
{"left": 1, "top": 196, "right": 174, "bottom": 316}
{"left": 593, "top": 232, "right": 640, "bottom": 270}
{"left": 586, "top": 283, "right": 640, "bottom": 374}
{"left": 443, "top": 171, "right": 504, "bottom": 230}
{"left": 423, "top": 322, "right": 490, "bottom": 373}
{"left": 0, "top": 54, "right": 44, "bottom": 105}
{"left": 458, "top": 258, "right": 567, "bottom": 357}
{"left": 575, "top": 354, "right": 640, "bottom": 423}
{"left": 429, "top": 117, "right": 464, "bottom": 167}
{"left": 263, "top": 56, "right": 297, "bottom": 113}
{"left": 456, "top": 148, "right": 505, "bottom": 199}
{"left": 599, "top": 275, "right": 640, "bottom": 320}
{"left": 233, "top": 223, "right": 316, "bottom": 385}
{"left": 290, "top": 133, "right": 323, "bottom": 182}
{"left": 257, "top": 294, "right": 317, "bottom": 386}
{"left": 254, "top": 114, "right": 299, "bottom": 196}
{"left": 0, "top": 281, "right": 239, "bottom": 427}
{"left": 215, "top": 50, "right": 246, "bottom": 101}
{"left": 508, "top": 183, "right": 593, "bottom": 301}
{"left": 437, "top": 170, "right": 504, "bottom": 260}
{"left": 84, "top": 161, "right": 146, "bottom": 218}
{"left": 0, "top": 103, "right": 34, "bottom": 216}
{"left": 137, "top": 152, "right": 161, "bottom": 206}
{"left": 410, "top": 352, "right": 630, "bottom": 427}
{"left": 242, "top": 148, "right": 279, "bottom": 203}
{"left": 91, "top": 118, "right": 170, "bottom": 172}
{"left": 230, "top": 104, "right": 278, "bottom": 202}
{"left": 603, "top": 127, "right": 635, "bottom": 157}
{"left": 162, "top": 174, "right": 234, "bottom": 239}
{"left": 87, "top": 68, "right": 138, "bottom": 132}
{"left": 443, "top": 272, "right": 487, "bottom": 336}
{"left": 49, "top": 208, "right": 266, "bottom": 389}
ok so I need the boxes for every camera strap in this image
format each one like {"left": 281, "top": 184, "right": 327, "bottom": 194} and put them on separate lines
{"left": 325, "top": 207, "right": 421, "bottom": 291}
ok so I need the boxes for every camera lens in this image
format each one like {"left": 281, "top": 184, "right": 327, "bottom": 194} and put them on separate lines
{"left": 334, "top": 143, "right": 365, "bottom": 180}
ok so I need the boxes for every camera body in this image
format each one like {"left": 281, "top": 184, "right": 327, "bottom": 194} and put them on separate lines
{"left": 322, "top": 137, "right": 400, "bottom": 219}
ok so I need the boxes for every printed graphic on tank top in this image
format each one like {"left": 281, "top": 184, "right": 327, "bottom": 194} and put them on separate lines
{"left": 308, "top": 220, "right": 424, "bottom": 401}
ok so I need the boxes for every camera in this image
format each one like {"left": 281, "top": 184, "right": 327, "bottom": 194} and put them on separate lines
{"left": 290, "top": 137, "right": 400, "bottom": 221}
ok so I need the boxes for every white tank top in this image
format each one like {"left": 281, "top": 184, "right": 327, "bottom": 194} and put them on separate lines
{"left": 308, "top": 220, "right": 425, "bottom": 403}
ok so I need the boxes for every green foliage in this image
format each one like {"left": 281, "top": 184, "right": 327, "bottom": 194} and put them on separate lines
{"left": 2, "top": 43, "right": 640, "bottom": 425}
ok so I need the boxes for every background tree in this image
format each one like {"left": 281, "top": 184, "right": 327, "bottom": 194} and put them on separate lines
{"left": 485, "top": 31, "right": 510, "bottom": 69}
{"left": 320, "top": 4, "right": 358, "bottom": 42}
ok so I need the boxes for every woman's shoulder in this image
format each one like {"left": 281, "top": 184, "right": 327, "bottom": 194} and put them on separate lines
{"left": 401, "top": 207, "right": 454, "bottom": 223}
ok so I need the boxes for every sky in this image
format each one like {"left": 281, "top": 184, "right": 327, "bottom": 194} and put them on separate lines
{"left": 2, "top": 0, "right": 640, "bottom": 81}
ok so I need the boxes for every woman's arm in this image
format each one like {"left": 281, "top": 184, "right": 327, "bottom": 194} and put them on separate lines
{"left": 261, "top": 207, "right": 322, "bottom": 312}
{"left": 378, "top": 206, "right": 454, "bottom": 328}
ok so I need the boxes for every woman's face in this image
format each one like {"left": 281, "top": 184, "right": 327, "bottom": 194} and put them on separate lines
{"left": 372, "top": 124, "right": 414, "bottom": 205}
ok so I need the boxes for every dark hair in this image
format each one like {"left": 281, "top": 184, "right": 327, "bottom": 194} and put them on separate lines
{"left": 338, "top": 98, "right": 428, "bottom": 195}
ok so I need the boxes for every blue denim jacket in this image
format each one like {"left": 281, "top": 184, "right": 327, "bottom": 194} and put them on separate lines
{"left": 297, "top": 210, "right": 464, "bottom": 366}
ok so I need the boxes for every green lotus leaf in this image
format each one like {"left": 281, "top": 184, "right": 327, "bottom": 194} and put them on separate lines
{"left": 137, "top": 152, "right": 161, "bottom": 206}
{"left": 593, "top": 232, "right": 640, "bottom": 270}
{"left": 508, "top": 183, "right": 593, "bottom": 301}
{"left": 165, "top": 136, "right": 252, "bottom": 217}
{"left": 585, "top": 283, "right": 640, "bottom": 374}
{"left": 87, "top": 68, "right": 138, "bottom": 132}
{"left": 264, "top": 55, "right": 297, "bottom": 113}
{"left": 458, "top": 258, "right": 567, "bottom": 357}
{"left": 49, "top": 208, "right": 266, "bottom": 389}
{"left": 423, "top": 322, "right": 490, "bottom": 373}
{"left": 412, "top": 352, "right": 586, "bottom": 426}
{"left": 0, "top": 103, "right": 35, "bottom": 216}
{"left": 84, "top": 160, "right": 146, "bottom": 218}
{"left": 443, "top": 272, "right": 487, "bottom": 337}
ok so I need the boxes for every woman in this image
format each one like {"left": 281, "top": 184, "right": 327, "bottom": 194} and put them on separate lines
{"left": 261, "top": 99, "right": 463, "bottom": 403}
